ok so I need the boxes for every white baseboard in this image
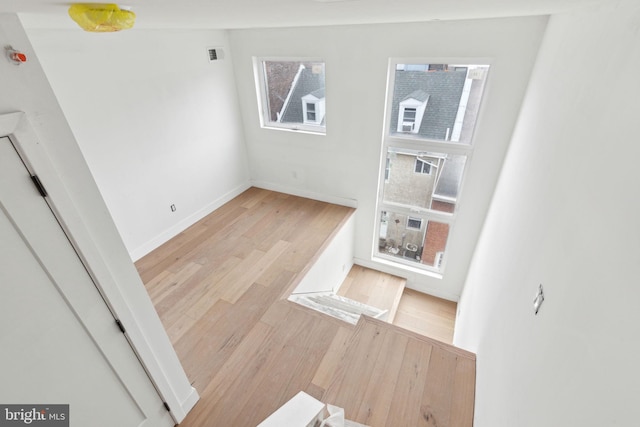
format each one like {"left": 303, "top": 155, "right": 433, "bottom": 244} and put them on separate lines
{"left": 251, "top": 180, "right": 358, "bottom": 209}
{"left": 130, "top": 182, "right": 251, "bottom": 261}
{"left": 171, "top": 386, "right": 199, "bottom": 424}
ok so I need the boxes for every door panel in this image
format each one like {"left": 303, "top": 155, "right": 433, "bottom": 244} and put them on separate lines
{"left": 0, "top": 137, "right": 174, "bottom": 426}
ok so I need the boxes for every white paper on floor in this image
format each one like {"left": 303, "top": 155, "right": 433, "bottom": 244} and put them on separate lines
{"left": 320, "top": 404, "right": 369, "bottom": 427}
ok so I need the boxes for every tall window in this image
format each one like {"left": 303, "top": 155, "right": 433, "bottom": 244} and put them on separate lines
{"left": 376, "top": 62, "right": 490, "bottom": 274}
{"left": 254, "top": 59, "right": 326, "bottom": 133}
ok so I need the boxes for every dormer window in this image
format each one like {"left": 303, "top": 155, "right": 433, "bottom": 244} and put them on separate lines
{"left": 302, "top": 89, "right": 325, "bottom": 125}
{"left": 306, "top": 103, "right": 316, "bottom": 121}
{"left": 397, "top": 90, "right": 429, "bottom": 134}
{"left": 402, "top": 108, "right": 416, "bottom": 132}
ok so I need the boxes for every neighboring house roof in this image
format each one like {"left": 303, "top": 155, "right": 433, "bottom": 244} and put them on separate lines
{"left": 308, "top": 88, "right": 325, "bottom": 99}
{"left": 264, "top": 62, "right": 303, "bottom": 122}
{"left": 391, "top": 69, "right": 467, "bottom": 140}
{"left": 402, "top": 89, "right": 429, "bottom": 103}
{"left": 280, "top": 66, "right": 325, "bottom": 124}
{"left": 434, "top": 154, "right": 466, "bottom": 201}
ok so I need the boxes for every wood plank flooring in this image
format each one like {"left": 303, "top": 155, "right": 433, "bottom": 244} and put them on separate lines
{"left": 337, "top": 264, "right": 406, "bottom": 323}
{"left": 393, "top": 289, "right": 458, "bottom": 344}
{"left": 135, "top": 188, "right": 475, "bottom": 427}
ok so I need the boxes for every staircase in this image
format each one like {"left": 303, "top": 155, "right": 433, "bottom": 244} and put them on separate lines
{"left": 288, "top": 293, "right": 389, "bottom": 325}
{"left": 288, "top": 265, "right": 406, "bottom": 326}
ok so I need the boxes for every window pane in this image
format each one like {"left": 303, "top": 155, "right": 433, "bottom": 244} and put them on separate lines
{"left": 383, "top": 148, "right": 467, "bottom": 213}
{"left": 390, "top": 63, "right": 489, "bottom": 144}
{"left": 261, "top": 60, "right": 326, "bottom": 130}
{"left": 378, "top": 211, "right": 449, "bottom": 269}
{"left": 404, "top": 108, "right": 416, "bottom": 122}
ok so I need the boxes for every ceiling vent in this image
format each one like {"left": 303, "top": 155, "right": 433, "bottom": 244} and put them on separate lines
{"left": 207, "top": 48, "right": 224, "bottom": 62}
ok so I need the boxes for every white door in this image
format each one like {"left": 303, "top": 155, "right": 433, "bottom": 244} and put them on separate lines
{"left": 0, "top": 137, "right": 174, "bottom": 427}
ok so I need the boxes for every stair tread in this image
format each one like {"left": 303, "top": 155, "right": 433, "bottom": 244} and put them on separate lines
{"left": 289, "top": 293, "right": 388, "bottom": 325}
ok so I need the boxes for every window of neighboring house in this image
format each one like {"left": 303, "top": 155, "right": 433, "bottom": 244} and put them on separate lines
{"left": 407, "top": 217, "right": 422, "bottom": 230}
{"left": 403, "top": 108, "right": 416, "bottom": 125}
{"left": 384, "top": 158, "right": 391, "bottom": 182}
{"left": 306, "top": 103, "right": 316, "bottom": 121}
{"left": 414, "top": 158, "right": 432, "bottom": 174}
{"left": 376, "top": 61, "right": 490, "bottom": 274}
{"left": 254, "top": 59, "right": 326, "bottom": 133}
{"left": 397, "top": 95, "right": 428, "bottom": 134}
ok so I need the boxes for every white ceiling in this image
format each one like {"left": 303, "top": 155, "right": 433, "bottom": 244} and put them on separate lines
{"left": 3, "top": 0, "right": 603, "bottom": 30}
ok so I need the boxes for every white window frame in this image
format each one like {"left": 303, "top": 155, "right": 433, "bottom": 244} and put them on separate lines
{"left": 414, "top": 158, "right": 432, "bottom": 175}
{"left": 253, "top": 57, "right": 326, "bottom": 134}
{"left": 375, "top": 59, "right": 490, "bottom": 275}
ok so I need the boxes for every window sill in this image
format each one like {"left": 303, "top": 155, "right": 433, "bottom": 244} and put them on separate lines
{"left": 370, "top": 255, "right": 444, "bottom": 280}
{"left": 261, "top": 124, "right": 326, "bottom": 136}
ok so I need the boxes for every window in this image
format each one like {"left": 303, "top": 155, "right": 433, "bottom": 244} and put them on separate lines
{"left": 306, "top": 103, "right": 316, "bottom": 121}
{"left": 407, "top": 217, "right": 422, "bottom": 230}
{"left": 384, "top": 158, "right": 391, "bottom": 182}
{"left": 255, "top": 59, "right": 326, "bottom": 133}
{"left": 414, "top": 158, "right": 432, "bottom": 174}
{"left": 376, "top": 62, "right": 490, "bottom": 274}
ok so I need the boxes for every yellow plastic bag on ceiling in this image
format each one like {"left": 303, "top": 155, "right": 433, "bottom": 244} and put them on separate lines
{"left": 68, "top": 4, "right": 135, "bottom": 32}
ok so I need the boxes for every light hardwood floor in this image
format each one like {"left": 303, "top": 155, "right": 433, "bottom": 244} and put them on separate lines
{"left": 394, "top": 289, "right": 457, "bottom": 344}
{"left": 136, "top": 188, "right": 475, "bottom": 426}
{"left": 336, "top": 264, "right": 406, "bottom": 322}
{"left": 336, "top": 264, "right": 458, "bottom": 344}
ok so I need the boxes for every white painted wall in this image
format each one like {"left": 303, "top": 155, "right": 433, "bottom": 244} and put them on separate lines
{"left": 292, "top": 211, "right": 355, "bottom": 294}
{"left": 1, "top": 14, "right": 196, "bottom": 421}
{"left": 25, "top": 28, "right": 250, "bottom": 259}
{"left": 229, "top": 18, "right": 547, "bottom": 300}
{"left": 454, "top": 1, "right": 640, "bottom": 425}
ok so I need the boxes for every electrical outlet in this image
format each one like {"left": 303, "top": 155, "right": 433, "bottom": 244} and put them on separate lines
{"left": 170, "top": 204, "right": 176, "bottom": 212}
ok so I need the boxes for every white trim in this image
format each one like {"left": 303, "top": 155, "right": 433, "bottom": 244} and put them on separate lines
{"left": 130, "top": 182, "right": 251, "bottom": 261}
{"left": 2, "top": 112, "right": 197, "bottom": 424}
{"left": 251, "top": 179, "right": 358, "bottom": 209}
{"left": 0, "top": 111, "right": 22, "bottom": 135}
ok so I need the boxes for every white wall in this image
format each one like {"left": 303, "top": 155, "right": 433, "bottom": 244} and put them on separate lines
{"left": 455, "top": 1, "right": 640, "bottom": 425}
{"left": 229, "top": 18, "right": 547, "bottom": 300}
{"left": 292, "top": 211, "right": 355, "bottom": 294}
{"left": 0, "top": 14, "right": 196, "bottom": 421}
{"left": 26, "top": 28, "right": 250, "bottom": 259}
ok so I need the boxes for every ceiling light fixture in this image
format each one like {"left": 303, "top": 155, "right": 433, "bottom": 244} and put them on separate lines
{"left": 68, "top": 3, "right": 136, "bottom": 32}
